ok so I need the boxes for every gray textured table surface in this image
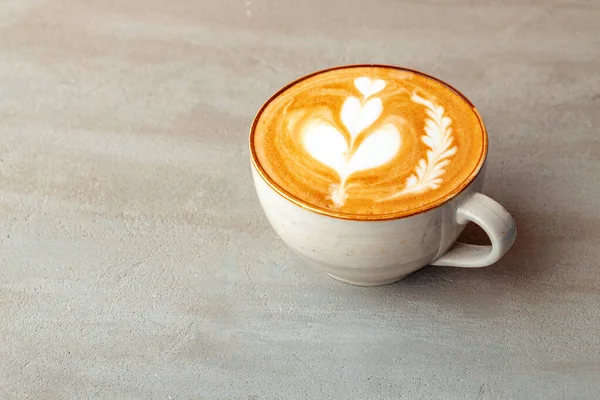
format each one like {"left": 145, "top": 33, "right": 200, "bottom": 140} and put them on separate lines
{"left": 1, "top": 1, "right": 599, "bottom": 399}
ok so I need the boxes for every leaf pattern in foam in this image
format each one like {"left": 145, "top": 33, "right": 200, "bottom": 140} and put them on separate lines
{"left": 383, "top": 92, "right": 458, "bottom": 199}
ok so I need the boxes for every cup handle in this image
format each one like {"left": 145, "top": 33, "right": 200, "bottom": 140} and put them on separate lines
{"left": 431, "top": 192, "right": 517, "bottom": 268}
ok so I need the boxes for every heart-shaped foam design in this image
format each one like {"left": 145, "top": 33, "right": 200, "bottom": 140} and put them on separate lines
{"left": 346, "top": 123, "right": 401, "bottom": 174}
{"left": 303, "top": 120, "right": 401, "bottom": 180}
{"left": 341, "top": 97, "right": 383, "bottom": 138}
{"left": 354, "top": 77, "right": 386, "bottom": 98}
{"left": 302, "top": 121, "right": 348, "bottom": 178}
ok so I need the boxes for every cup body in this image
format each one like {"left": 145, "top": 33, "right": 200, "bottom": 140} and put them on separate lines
{"left": 251, "top": 163, "right": 486, "bottom": 286}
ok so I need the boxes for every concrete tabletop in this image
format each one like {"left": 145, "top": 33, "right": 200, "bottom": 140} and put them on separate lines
{"left": 1, "top": 1, "right": 599, "bottom": 399}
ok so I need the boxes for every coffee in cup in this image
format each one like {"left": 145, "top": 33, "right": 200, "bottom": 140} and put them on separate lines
{"left": 250, "top": 65, "right": 516, "bottom": 286}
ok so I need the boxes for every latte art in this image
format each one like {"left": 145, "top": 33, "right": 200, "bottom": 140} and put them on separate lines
{"left": 302, "top": 77, "right": 402, "bottom": 206}
{"left": 393, "top": 92, "right": 458, "bottom": 197}
{"left": 251, "top": 66, "right": 486, "bottom": 218}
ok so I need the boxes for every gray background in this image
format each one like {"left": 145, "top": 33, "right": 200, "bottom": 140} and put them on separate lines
{"left": 1, "top": 0, "right": 599, "bottom": 399}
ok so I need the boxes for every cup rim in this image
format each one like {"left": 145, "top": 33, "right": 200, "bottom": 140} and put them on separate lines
{"left": 249, "top": 63, "right": 489, "bottom": 221}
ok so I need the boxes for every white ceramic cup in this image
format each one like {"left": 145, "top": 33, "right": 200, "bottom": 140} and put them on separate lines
{"left": 250, "top": 68, "right": 517, "bottom": 286}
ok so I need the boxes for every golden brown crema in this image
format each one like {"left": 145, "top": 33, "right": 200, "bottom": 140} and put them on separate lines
{"left": 251, "top": 65, "right": 487, "bottom": 218}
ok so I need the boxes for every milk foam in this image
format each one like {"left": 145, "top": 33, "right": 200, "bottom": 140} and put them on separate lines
{"left": 252, "top": 66, "right": 486, "bottom": 216}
